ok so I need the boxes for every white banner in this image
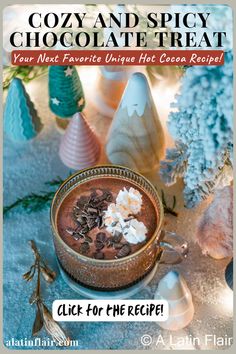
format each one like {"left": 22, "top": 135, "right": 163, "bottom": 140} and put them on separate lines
{"left": 52, "top": 300, "right": 169, "bottom": 322}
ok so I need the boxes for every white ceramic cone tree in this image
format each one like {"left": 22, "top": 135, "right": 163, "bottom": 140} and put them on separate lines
{"left": 106, "top": 72, "right": 165, "bottom": 173}
{"left": 154, "top": 271, "right": 194, "bottom": 331}
{"left": 59, "top": 112, "right": 101, "bottom": 170}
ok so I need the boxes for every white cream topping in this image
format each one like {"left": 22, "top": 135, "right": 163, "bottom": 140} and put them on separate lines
{"left": 122, "top": 219, "right": 147, "bottom": 244}
{"left": 104, "top": 203, "right": 129, "bottom": 228}
{"left": 104, "top": 187, "right": 147, "bottom": 244}
{"left": 116, "top": 187, "right": 142, "bottom": 215}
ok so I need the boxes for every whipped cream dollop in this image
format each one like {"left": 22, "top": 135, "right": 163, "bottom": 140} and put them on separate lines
{"left": 104, "top": 203, "right": 128, "bottom": 234}
{"left": 123, "top": 219, "right": 147, "bottom": 244}
{"left": 104, "top": 187, "right": 147, "bottom": 244}
{"left": 116, "top": 187, "right": 142, "bottom": 215}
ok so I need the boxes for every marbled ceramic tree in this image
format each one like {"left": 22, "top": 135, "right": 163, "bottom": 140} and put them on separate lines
{"left": 106, "top": 72, "right": 165, "bottom": 173}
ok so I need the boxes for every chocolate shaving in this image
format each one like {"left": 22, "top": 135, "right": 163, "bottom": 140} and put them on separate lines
{"left": 106, "top": 231, "right": 123, "bottom": 248}
{"left": 113, "top": 243, "right": 124, "bottom": 249}
{"left": 80, "top": 226, "right": 90, "bottom": 234}
{"left": 95, "top": 240, "right": 104, "bottom": 250}
{"left": 99, "top": 203, "right": 107, "bottom": 210}
{"left": 97, "top": 216, "right": 104, "bottom": 229}
{"left": 112, "top": 231, "right": 123, "bottom": 243}
{"left": 71, "top": 189, "right": 113, "bottom": 238}
{"left": 96, "top": 232, "right": 106, "bottom": 243}
{"left": 111, "top": 221, "right": 118, "bottom": 227}
{"left": 90, "top": 190, "right": 98, "bottom": 200}
{"left": 124, "top": 217, "right": 135, "bottom": 222}
{"left": 80, "top": 242, "right": 90, "bottom": 254}
{"left": 76, "top": 215, "right": 87, "bottom": 225}
{"left": 72, "top": 234, "right": 80, "bottom": 241}
{"left": 65, "top": 228, "right": 74, "bottom": 236}
{"left": 78, "top": 231, "right": 85, "bottom": 238}
{"left": 85, "top": 236, "right": 93, "bottom": 243}
{"left": 104, "top": 192, "right": 113, "bottom": 202}
{"left": 87, "top": 219, "right": 96, "bottom": 229}
{"left": 106, "top": 237, "right": 113, "bottom": 248}
{"left": 87, "top": 207, "right": 98, "bottom": 214}
{"left": 77, "top": 196, "right": 89, "bottom": 208}
{"left": 116, "top": 244, "right": 131, "bottom": 258}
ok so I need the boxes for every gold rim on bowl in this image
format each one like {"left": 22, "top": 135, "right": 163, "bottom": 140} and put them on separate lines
{"left": 50, "top": 164, "right": 164, "bottom": 264}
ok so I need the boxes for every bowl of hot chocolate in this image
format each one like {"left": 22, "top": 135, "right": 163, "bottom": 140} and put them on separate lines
{"left": 51, "top": 165, "right": 187, "bottom": 291}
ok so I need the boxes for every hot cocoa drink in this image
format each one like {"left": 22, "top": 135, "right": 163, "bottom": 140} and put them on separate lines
{"left": 56, "top": 177, "right": 158, "bottom": 260}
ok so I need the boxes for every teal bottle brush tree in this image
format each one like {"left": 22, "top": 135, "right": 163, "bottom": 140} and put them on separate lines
{"left": 4, "top": 78, "right": 43, "bottom": 141}
{"left": 48, "top": 66, "right": 85, "bottom": 119}
{"left": 160, "top": 51, "right": 233, "bottom": 208}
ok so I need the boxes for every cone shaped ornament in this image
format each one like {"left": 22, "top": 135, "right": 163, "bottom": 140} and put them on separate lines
{"left": 48, "top": 66, "right": 85, "bottom": 118}
{"left": 95, "top": 66, "right": 130, "bottom": 116}
{"left": 154, "top": 271, "right": 194, "bottom": 331}
{"left": 93, "top": 4, "right": 133, "bottom": 117}
{"left": 106, "top": 72, "right": 165, "bottom": 173}
{"left": 59, "top": 112, "right": 101, "bottom": 170}
{"left": 4, "top": 78, "right": 43, "bottom": 141}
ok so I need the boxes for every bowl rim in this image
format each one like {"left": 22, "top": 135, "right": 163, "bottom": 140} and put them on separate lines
{"left": 50, "top": 164, "right": 164, "bottom": 264}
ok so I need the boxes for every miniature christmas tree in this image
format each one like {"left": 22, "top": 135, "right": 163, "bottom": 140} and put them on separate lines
{"left": 92, "top": 5, "right": 132, "bottom": 117}
{"left": 94, "top": 66, "right": 130, "bottom": 118}
{"left": 59, "top": 112, "right": 101, "bottom": 170}
{"left": 4, "top": 78, "right": 43, "bottom": 141}
{"left": 106, "top": 72, "right": 165, "bottom": 173}
{"left": 48, "top": 66, "right": 85, "bottom": 118}
{"left": 160, "top": 51, "right": 233, "bottom": 208}
{"left": 155, "top": 271, "right": 194, "bottom": 331}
